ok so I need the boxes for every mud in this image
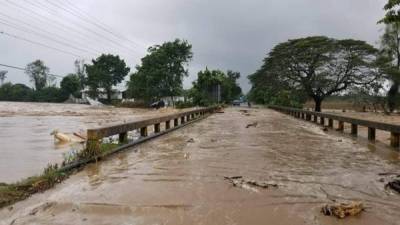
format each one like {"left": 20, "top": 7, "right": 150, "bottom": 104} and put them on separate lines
{"left": 0, "top": 102, "right": 185, "bottom": 183}
{"left": 1, "top": 107, "right": 400, "bottom": 225}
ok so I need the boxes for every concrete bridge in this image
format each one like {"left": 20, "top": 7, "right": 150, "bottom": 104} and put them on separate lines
{"left": 1, "top": 107, "right": 400, "bottom": 225}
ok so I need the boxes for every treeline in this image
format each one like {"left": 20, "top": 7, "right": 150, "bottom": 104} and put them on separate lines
{"left": 248, "top": 0, "right": 400, "bottom": 112}
{"left": 0, "top": 39, "right": 241, "bottom": 106}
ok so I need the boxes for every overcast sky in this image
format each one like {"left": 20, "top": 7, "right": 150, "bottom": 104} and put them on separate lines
{"left": 0, "top": 0, "right": 388, "bottom": 93}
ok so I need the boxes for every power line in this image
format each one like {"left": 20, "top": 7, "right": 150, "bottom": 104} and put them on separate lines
{"left": 59, "top": 0, "right": 145, "bottom": 50}
{"left": 0, "top": 11, "right": 103, "bottom": 56}
{"left": 4, "top": 0, "right": 136, "bottom": 58}
{"left": 0, "top": 30, "right": 83, "bottom": 58}
{"left": 0, "top": 17, "right": 98, "bottom": 55}
{"left": 45, "top": 0, "right": 144, "bottom": 53}
{"left": 24, "top": 0, "right": 141, "bottom": 57}
{"left": 0, "top": 63, "right": 64, "bottom": 78}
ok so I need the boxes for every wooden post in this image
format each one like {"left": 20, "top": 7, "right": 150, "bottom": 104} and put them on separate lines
{"left": 119, "top": 132, "right": 127, "bottom": 143}
{"left": 174, "top": 118, "right": 179, "bottom": 127}
{"left": 140, "top": 127, "right": 148, "bottom": 137}
{"left": 368, "top": 127, "right": 375, "bottom": 141}
{"left": 154, "top": 123, "right": 160, "bottom": 133}
{"left": 166, "top": 120, "right": 171, "bottom": 130}
{"left": 390, "top": 132, "right": 400, "bottom": 148}
{"left": 320, "top": 117, "right": 325, "bottom": 126}
{"left": 328, "top": 119, "right": 333, "bottom": 128}
{"left": 351, "top": 124, "right": 358, "bottom": 136}
{"left": 337, "top": 121, "right": 344, "bottom": 132}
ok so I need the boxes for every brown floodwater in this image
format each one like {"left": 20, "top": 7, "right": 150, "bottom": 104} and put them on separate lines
{"left": 1, "top": 107, "right": 400, "bottom": 225}
{"left": 0, "top": 102, "right": 182, "bottom": 183}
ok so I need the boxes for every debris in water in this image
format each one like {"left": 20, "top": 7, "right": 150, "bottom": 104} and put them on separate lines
{"left": 187, "top": 138, "right": 195, "bottom": 143}
{"left": 246, "top": 122, "right": 258, "bottom": 128}
{"left": 224, "top": 176, "right": 278, "bottom": 192}
{"left": 386, "top": 179, "right": 400, "bottom": 194}
{"left": 322, "top": 126, "right": 329, "bottom": 132}
{"left": 50, "top": 130, "right": 71, "bottom": 142}
{"left": 321, "top": 202, "right": 364, "bottom": 219}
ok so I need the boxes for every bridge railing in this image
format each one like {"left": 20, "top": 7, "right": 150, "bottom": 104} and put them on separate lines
{"left": 86, "top": 107, "right": 217, "bottom": 151}
{"left": 269, "top": 105, "right": 400, "bottom": 148}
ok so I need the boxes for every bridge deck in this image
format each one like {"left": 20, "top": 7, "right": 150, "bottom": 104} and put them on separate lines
{"left": 1, "top": 108, "right": 400, "bottom": 225}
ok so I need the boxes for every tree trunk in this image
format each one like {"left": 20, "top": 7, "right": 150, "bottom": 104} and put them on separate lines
{"left": 314, "top": 98, "right": 322, "bottom": 112}
{"left": 388, "top": 81, "right": 399, "bottom": 112}
{"left": 107, "top": 89, "right": 112, "bottom": 103}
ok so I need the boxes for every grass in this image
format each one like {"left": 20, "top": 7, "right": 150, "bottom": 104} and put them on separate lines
{"left": 0, "top": 142, "right": 121, "bottom": 209}
{"left": 0, "top": 164, "right": 67, "bottom": 208}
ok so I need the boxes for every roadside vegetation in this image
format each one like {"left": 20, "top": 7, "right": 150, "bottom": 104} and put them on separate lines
{"left": 248, "top": 0, "right": 400, "bottom": 113}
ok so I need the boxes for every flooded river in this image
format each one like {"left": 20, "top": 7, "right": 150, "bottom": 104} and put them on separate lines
{"left": 1, "top": 107, "right": 400, "bottom": 225}
{"left": 0, "top": 102, "right": 180, "bottom": 183}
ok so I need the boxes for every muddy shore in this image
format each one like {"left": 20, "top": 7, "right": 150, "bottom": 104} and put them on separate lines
{"left": 1, "top": 107, "right": 399, "bottom": 225}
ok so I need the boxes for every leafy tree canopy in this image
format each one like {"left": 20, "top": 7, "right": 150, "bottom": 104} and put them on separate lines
{"left": 127, "top": 39, "right": 192, "bottom": 104}
{"left": 249, "top": 36, "right": 381, "bottom": 111}
{"left": 25, "top": 60, "right": 50, "bottom": 91}
{"left": 61, "top": 73, "right": 81, "bottom": 97}
{"left": 381, "top": 0, "right": 400, "bottom": 24}
{"left": 86, "top": 54, "right": 130, "bottom": 101}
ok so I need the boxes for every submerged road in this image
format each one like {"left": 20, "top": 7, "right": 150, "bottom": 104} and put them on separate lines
{"left": 1, "top": 108, "right": 400, "bottom": 225}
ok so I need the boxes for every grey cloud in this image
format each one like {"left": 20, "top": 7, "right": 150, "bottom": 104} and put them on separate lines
{"left": 0, "top": 0, "right": 387, "bottom": 93}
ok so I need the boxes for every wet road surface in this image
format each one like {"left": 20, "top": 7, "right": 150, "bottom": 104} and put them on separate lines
{"left": 1, "top": 107, "right": 400, "bottom": 225}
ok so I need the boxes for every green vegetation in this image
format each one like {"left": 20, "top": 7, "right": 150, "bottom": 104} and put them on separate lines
{"left": 0, "top": 164, "right": 67, "bottom": 208}
{"left": 86, "top": 54, "right": 130, "bottom": 102}
{"left": 60, "top": 73, "right": 81, "bottom": 97}
{"left": 248, "top": 36, "right": 381, "bottom": 111}
{"left": 189, "top": 68, "right": 242, "bottom": 106}
{"left": 0, "top": 142, "right": 120, "bottom": 209}
{"left": 127, "top": 39, "right": 193, "bottom": 104}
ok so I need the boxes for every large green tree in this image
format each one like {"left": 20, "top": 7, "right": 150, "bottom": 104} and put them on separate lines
{"left": 61, "top": 74, "right": 81, "bottom": 97}
{"left": 25, "top": 60, "right": 50, "bottom": 91}
{"left": 86, "top": 54, "right": 130, "bottom": 101}
{"left": 381, "top": 0, "right": 400, "bottom": 24}
{"left": 190, "top": 68, "right": 225, "bottom": 106}
{"left": 127, "top": 39, "right": 192, "bottom": 104}
{"left": 379, "top": 22, "right": 400, "bottom": 111}
{"left": 251, "top": 36, "right": 381, "bottom": 112}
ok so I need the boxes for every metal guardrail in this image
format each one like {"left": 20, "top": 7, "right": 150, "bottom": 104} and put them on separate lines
{"left": 86, "top": 107, "right": 217, "bottom": 151}
{"left": 269, "top": 105, "right": 400, "bottom": 149}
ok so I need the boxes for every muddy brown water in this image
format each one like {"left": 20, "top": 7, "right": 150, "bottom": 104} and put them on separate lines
{"left": 1, "top": 107, "right": 400, "bottom": 225}
{"left": 0, "top": 102, "right": 182, "bottom": 183}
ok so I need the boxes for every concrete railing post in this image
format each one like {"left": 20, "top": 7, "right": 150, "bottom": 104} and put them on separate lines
{"left": 337, "top": 121, "right": 344, "bottom": 132}
{"left": 351, "top": 124, "right": 358, "bottom": 136}
{"left": 368, "top": 127, "right": 376, "bottom": 141}
{"left": 140, "top": 127, "right": 148, "bottom": 137}
{"left": 119, "top": 132, "right": 128, "bottom": 143}
{"left": 390, "top": 132, "right": 400, "bottom": 148}
{"left": 328, "top": 119, "right": 333, "bottom": 128}
{"left": 154, "top": 123, "right": 161, "bottom": 133}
